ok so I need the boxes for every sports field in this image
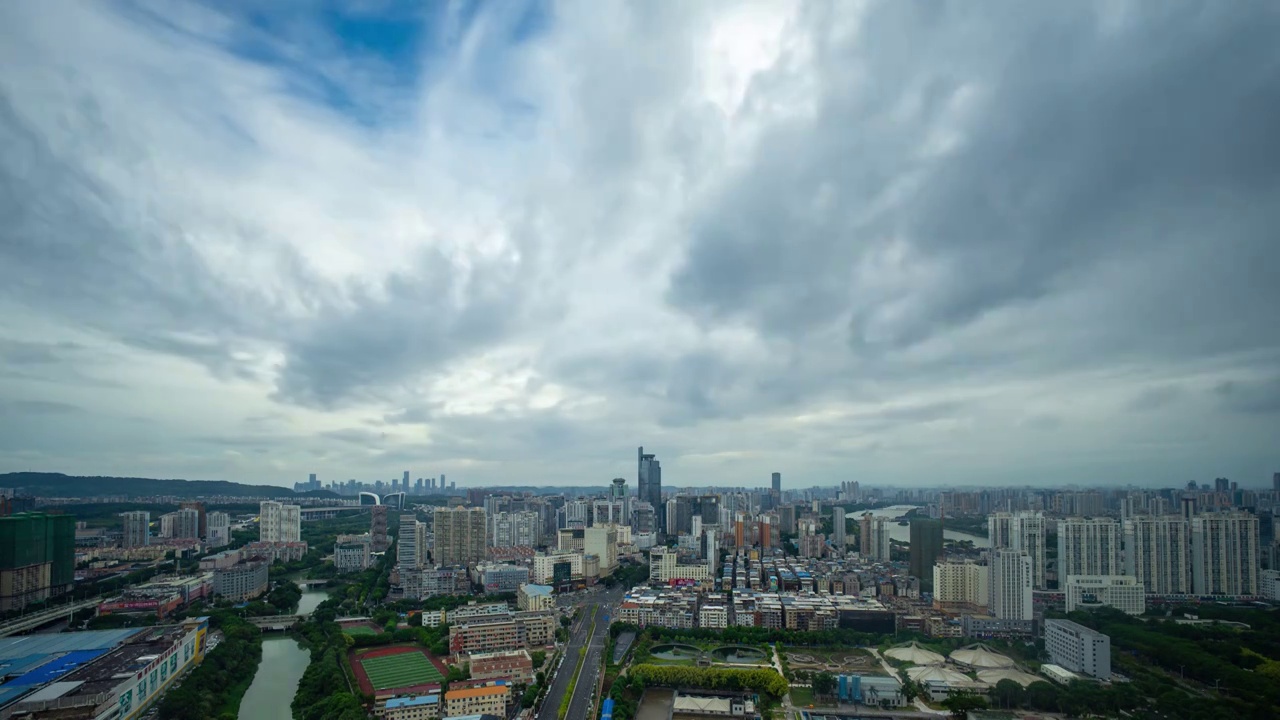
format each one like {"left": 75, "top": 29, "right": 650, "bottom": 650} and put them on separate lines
{"left": 342, "top": 625, "right": 378, "bottom": 637}
{"left": 359, "top": 650, "right": 445, "bottom": 690}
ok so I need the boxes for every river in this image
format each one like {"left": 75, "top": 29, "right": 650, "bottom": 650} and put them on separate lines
{"left": 846, "top": 504, "right": 989, "bottom": 548}
{"left": 237, "top": 588, "right": 327, "bottom": 720}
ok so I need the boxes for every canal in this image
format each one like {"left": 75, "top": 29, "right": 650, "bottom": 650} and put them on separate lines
{"left": 237, "top": 588, "right": 327, "bottom": 719}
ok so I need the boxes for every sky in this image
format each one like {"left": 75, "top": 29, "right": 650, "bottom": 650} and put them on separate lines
{"left": 1, "top": 1, "right": 1278, "bottom": 490}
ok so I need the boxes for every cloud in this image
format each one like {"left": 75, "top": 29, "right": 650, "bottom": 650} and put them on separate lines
{"left": 1214, "top": 377, "right": 1280, "bottom": 415}
{"left": 0, "top": 0, "right": 1277, "bottom": 487}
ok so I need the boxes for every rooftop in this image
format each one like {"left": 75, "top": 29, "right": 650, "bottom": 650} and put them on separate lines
{"left": 445, "top": 685, "right": 509, "bottom": 699}
{"left": 386, "top": 694, "right": 440, "bottom": 709}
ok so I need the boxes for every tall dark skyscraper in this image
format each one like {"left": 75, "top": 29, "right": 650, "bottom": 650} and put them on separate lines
{"left": 771, "top": 472, "right": 781, "bottom": 494}
{"left": 1273, "top": 472, "right": 1279, "bottom": 493}
{"left": 909, "top": 518, "right": 944, "bottom": 593}
{"left": 638, "top": 447, "right": 663, "bottom": 532}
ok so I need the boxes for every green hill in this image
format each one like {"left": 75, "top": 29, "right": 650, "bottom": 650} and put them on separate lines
{"left": 0, "top": 471, "right": 299, "bottom": 499}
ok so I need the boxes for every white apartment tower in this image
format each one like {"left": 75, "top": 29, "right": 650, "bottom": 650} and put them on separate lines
{"left": 398, "top": 514, "right": 419, "bottom": 571}
{"left": 990, "top": 511, "right": 1047, "bottom": 589}
{"left": 1123, "top": 516, "right": 1190, "bottom": 594}
{"left": 1190, "top": 512, "right": 1259, "bottom": 597}
{"left": 932, "top": 561, "right": 989, "bottom": 607}
{"left": 989, "top": 549, "right": 1033, "bottom": 621}
{"left": 1057, "top": 517, "right": 1121, "bottom": 578}
{"left": 259, "top": 501, "right": 301, "bottom": 543}
{"left": 860, "top": 514, "right": 891, "bottom": 562}
{"left": 122, "top": 511, "right": 150, "bottom": 549}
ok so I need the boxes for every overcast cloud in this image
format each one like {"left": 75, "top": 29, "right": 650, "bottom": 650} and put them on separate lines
{"left": 1, "top": 0, "right": 1277, "bottom": 489}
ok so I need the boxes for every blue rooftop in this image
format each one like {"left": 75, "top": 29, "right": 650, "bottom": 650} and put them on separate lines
{"left": 386, "top": 694, "right": 440, "bottom": 709}
{"left": 521, "top": 584, "right": 553, "bottom": 597}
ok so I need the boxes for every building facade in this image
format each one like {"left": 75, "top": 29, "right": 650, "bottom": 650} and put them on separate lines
{"left": 1057, "top": 518, "right": 1121, "bottom": 578}
{"left": 989, "top": 550, "right": 1033, "bottom": 621}
{"left": 434, "top": 507, "right": 487, "bottom": 567}
{"left": 1124, "top": 516, "right": 1190, "bottom": 594}
{"left": 1045, "top": 619, "right": 1111, "bottom": 679}
{"left": 1064, "top": 575, "right": 1145, "bottom": 615}
{"left": 122, "top": 511, "right": 151, "bottom": 549}
{"left": 1191, "top": 512, "right": 1260, "bottom": 596}
{"left": 259, "top": 501, "right": 301, "bottom": 543}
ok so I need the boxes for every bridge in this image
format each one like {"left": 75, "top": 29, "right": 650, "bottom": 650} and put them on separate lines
{"left": 0, "top": 597, "right": 104, "bottom": 638}
{"left": 247, "top": 615, "right": 305, "bottom": 630}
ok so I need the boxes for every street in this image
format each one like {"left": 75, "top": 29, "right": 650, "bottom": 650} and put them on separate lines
{"left": 537, "top": 586, "right": 624, "bottom": 720}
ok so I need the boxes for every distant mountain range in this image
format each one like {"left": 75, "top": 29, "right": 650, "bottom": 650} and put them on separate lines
{"left": 0, "top": 472, "right": 317, "bottom": 499}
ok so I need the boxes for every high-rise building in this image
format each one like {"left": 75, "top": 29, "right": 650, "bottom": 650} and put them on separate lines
{"left": 403, "top": 471, "right": 411, "bottom": 488}
{"left": 637, "top": 447, "right": 663, "bottom": 532}
{"left": 207, "top": 511, "right": 231, "bottom": 548}
{"left": 433, "top": 507, "right": 487, "bottom": 566}
{"left": 1057, "top": 518, "right": 1121, "bottom": 578}
{"left": 491, "top": 511, "right": 541, "bottom": 548}
{"left": 610, "top": 478, "right": 627, "bottom": 500}
{"left": 771, "top": 472, "right": 781, "bottom": 494}
{"left": 398, "top": 515, "right": 419, "bottom": 571}
{"left": 990, "top": 511, "right": 1047, "bottom": 589}
{"left": 1191, "top": 512, "right": 1259, "bottom": 596}
{"left": 832, "top": 507, "right": 846, "bottom": 549}
{"left": 1273, "top": 472, "right": 1280, "bottom": 494}
{"left": 122, "top": 511, "right": 151, "bottom": 549}
{"left": 933, "top": 561, "right": 989, "bottom": 607}
{"left": 592, "top": 499, "right": 627, "bottom": 527}
{"left": 1123, "top": 516, "right": 1190, "bottom": 594}
{"left": 179, "top": 502, "right": 207, "bottom": 539}
{"left": 990, "top": 549, "right": 1033, "bottom": 621}
{"left": 631, "top": 502, "right": 656, "bottom": 535}
{"left": 860, "top": 514, "right": 891, "bottom": 562}
{"left": 584, "top": 525, "right": 618, "bottom": 575}
{"left": 259, "top": 501, "right": 301, "bottom": 543}
{"left": 0, "top": 513, "right": 75, "bottom": 611}
{"left": 172, "top": 508, "right": 201, "bottom": 540}
{"left": 909, "top": 518, "right": 944, "bottom": 591}
{"left": 371, "top": 506, "right": 390, "bottom": 552}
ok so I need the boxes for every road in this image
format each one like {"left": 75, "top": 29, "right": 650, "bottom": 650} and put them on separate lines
{"left": 537, "top": 586, "right": 625, "bottom": 720}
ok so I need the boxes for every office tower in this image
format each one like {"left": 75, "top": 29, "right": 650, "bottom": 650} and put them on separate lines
{"left": 179, "top": 502, "right": 207, "bottom": 539}
{"left": 832, "top": 507, "right": 846, "bottom": 549}
{"left": 433, "top": 506, "right": 487, "bottom": 566}
{"left": 584, "top": 525, "right": 619, "bottom": 575}
{"left": 1191, "top": 512, "right": 1260, "bottom": 596}
{"left": 637, "top": 447, "right": 663, "bottom": 532}
{"left": 0, "top": 513, "right": 75, "bottom": 611}
{"left": 989, "top": 549, "right": 1033, "bottom": 621}
{"left": 122, "top": 511, "right": 151, "bottom": 549}
{"left": 990, "top": 511, "right": 1046, "bottom": 589}
{"left": 771, "top": 472, "right": 781, "bottom": 494}
{"left": 259, "top": 501, "right": 301, "bottom": 543}
{"left": 559, "top": 500, "right": 590, "bottom": 530}
{"left": 309, "top": 472, "right": 317, "bottom": 486}
{"left": 592, "top": 499, "right": 627, "bottom": 527}
{"left": 1273, "top": 472, "right": 1280, "bottom": 493}
{"left": 1124, "top": 516, "right": 1190, "bottom": 594}
{"left": 909, "top": 518, "right": 944, "bottom": 591}
{"left": 440, "top": 474, "right": 447, "bottom": 489}
{"left": 610, "top": 478, "right": 627, "bottom": 500}
{"left": 398, "top": 515, "right": 419, "bottom": 570}
{"left": 371, "top": 506, "right": 390, "bottom": 551}
{"left": 861, "top": 514, "right": 891, "bottom": 562}
{"left": 933, "top": 561, "right": 989, "bottom": 607}
{"left": 403, "top": 471, "right": 411, "bottom": 488}
{"left": 207, "top": 511, "right": 230, "bottom": 548}
{"left": 1214, "top": 477, "right": 1231, "bottom": 495}
{"left": 1057, "top": 517, "right": 1121, "bottom": 578}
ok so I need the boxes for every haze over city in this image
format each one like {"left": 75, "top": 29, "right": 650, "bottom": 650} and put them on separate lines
{"left": 1, "top": 1, "right": 1277, "bottom": 488}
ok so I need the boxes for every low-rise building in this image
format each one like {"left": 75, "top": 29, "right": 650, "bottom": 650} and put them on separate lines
{"left": 467, "top": 649, "right": 533, "bottom": 683}
{"left": 1045, "top": 618, "right": 1111, "bottom": 680}
{"left": 1064, "top": 575, "right": 1145, "bottom": 615}
{"left": 243, "top": 541, "right": 309, "bottom": 564}
{"left": 518, "top": 583, "right": 554, "bottom": 612}
{"left": 444, "top": 685, "right": 510, "bottom": 717}
{"left": 475, "top": 563, "right": 530, "bottom": 593}
{"left": 335, "top": 534, "right": 373, "bottom": 573}
{"left": 213, "top": 560, "right": 269, "bottom": 601}
{"left": 383, "top": 693, "right": 441, "bottom": 720}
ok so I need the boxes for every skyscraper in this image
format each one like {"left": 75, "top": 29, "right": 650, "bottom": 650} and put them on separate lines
{"left": 179, "top": 502, "right": 207, "bottom": 539}
{"left": 989, "top": 549, "right": 1033, "bottom": 621}
{"left": 371, "top": 506, "right": 390, "bottom": 552}
{"left": 0, "top": 513, "right": 75, "bottom": 611}
{"left": 771, "top": 472, "right": 781, "bottom": 494}
{"left": 1191, "top": 512, "right": 1259, "bottom": 596}
{"left": 861, "top": 514, "right": 891, "bottom": 562}
{"left": 638, "top": 447, "right": 662, "bottom": 531}
{"left": 909, "top": 518, "right": 944, "bottom": 591}
{"left": 1058, "top": 518, "right": 1121, "bottom": 578}
{"left": 433, "top": 506, "right": 487, "bottom": 566}
{"left": 207, "top": 511, "right": 230, "bottom": 548}
{"left": 1273, "top": 472, "right": 1280, "bottom": 494}
{"left": 610, "top": 478, "right": 627, "bottom": 500}
{"left": 122, "top": 511, "right": 151, "bottom": 549}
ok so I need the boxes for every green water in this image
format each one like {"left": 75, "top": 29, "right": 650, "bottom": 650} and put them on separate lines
{"left": 238, "top": 636, "right": 309, "bottom": 720}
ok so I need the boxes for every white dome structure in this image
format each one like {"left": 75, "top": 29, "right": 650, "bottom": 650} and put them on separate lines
{"left": 977, "top": 669, "right": 1041, "bottom": 687}
{"left": 906, "top": 665, "right": 971, "bottom": 684}
{"left": 948, "top": 644, "right": 1015, "bottom": 669}
{"left": 883, "top": 642, "right": 945, "bottom": 666}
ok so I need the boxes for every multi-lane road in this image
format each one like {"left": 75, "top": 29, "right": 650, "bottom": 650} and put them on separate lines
{"left": 537, "top": 587, "right": 624, "bottom": 720}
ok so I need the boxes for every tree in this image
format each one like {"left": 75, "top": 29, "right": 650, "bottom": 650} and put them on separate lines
{"left": 1023, "top": 682, "right": 1059, "bottom": 712}
{"left": 812, "top": 672, "right": 836, "bottom": 698}
{"left": 940, "top": 690, "right": 987, "bottom": 719}
{"left": 990, "top": 679, "right": 1024, "bottom": 709}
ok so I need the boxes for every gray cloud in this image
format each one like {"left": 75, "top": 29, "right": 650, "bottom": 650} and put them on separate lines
{"left": 1214, "top": 377, "right": 1280, "bottom": 415}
